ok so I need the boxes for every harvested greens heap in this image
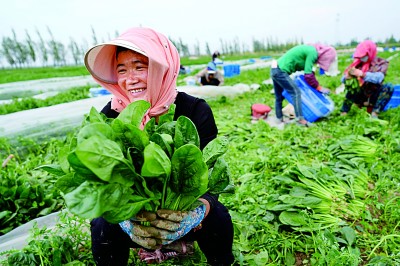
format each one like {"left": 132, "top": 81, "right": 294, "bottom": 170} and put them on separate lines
{"left": 42, "top": 100, "right": 233, "bottom": 223}
{"left": 344, "top": 78, "right": 360, "bottom": 94}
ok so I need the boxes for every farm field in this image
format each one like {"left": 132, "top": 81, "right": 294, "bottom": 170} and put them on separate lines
{"left": 0, "top": 50, "right": 399, "bottom": 265}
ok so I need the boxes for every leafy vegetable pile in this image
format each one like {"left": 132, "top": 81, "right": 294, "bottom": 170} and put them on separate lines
{"left": 268, "top": 162, "right": 372, "bottom": 231}
{"left": 344, "top": 78, "right": 360, "bottom": 94}
{"left": 241, "top": 135, "right": 380, "bottom": 232}
{"left": 328, "top": 135, "right": 379, "bottom": 162}
{"left": 41, "top": 100, "right": 233, "bottom": 223}
{"left": 0, "top": 172, "right": 61, "bottom": 234}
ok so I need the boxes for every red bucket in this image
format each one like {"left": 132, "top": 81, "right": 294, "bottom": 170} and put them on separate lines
{"left": 251, "top": 104, "right": 271, "bottom": 119}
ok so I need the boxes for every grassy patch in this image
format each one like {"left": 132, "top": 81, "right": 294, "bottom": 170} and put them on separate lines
{"left": 0, "top": 66, "right": 90, "bottom": 84}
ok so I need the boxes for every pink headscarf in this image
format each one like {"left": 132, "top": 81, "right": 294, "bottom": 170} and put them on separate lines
{"left": 344, "top": 40, "right": 377, "bottom": 81}
{"left": 312, "top": 44, "right": 337, "bottom": 71}
{"left": 84, "top": 27, "right": 179, "bottom": 126}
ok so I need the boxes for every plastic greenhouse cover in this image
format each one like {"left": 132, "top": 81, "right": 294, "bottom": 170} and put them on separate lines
{"left": 0, "top": 76, "right": 97, "bottom": 99}
{"left": 0, "top": 211, "right": 61, "bottom": 255}
{"left": 0, "top": 95, "right": 111, "bottom": 138}
{"left": 0, "top": 84, "right": 260, "bottom": 139}
{"left": 0, "top": 59, "right": 280, "bottom": 140}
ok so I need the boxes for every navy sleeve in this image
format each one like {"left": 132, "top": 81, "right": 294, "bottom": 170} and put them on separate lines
{"left": 101, "top": 101, "right": 119, "bottom": 119}
{"left": 174, "top": 93, "right": 218, "bottom": 150}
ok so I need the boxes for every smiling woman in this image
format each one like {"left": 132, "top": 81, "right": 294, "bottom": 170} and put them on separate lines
{"left": 84, "top": 26, "right": 235, "bottom": 266}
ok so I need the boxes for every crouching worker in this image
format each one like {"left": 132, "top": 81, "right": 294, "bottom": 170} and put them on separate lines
{"left": 84, "top": 27, "right": 234, "bottom": 265}
{"left": 196, "top": 62, "right": 224, "bottom": 86}
{"left": 340, "top": 40, "right": 394, "bottom": 118}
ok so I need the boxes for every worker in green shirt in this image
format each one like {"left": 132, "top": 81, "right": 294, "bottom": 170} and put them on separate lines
{"left": 271, "top": 44, "right": 336, "bottom": 126}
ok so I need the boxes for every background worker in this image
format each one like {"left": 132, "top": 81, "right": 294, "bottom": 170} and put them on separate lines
{"left": 196, "top": 62, "right": 224, "bottom": 86}
{"left": 271, "top": 44, "right": 337, "bottom": 126}
{"left": 340, "top": 40, "right": 394, "bottom": 118}
{"left": 212, "top": 50, "right": 222, "bottom": 66}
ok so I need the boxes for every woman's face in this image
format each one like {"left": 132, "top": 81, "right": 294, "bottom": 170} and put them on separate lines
{"left": 116, "top": 50, "right": 149, "bottom": 99}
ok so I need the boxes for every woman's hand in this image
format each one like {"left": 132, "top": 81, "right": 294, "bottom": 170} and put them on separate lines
{"left": 153, "top": 204, "right": 206, "bottom": 241}
{"left": 119, "top": 204, "right": 206, "bottom": 249}
{"left": 317, "top": 86, "right": 331, "bottom": 94}
{"left": 349, "top": 67, "right": 364, "bottom": 77}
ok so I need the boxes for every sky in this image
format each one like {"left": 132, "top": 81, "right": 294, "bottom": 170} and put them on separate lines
{"left": 1, "top": 0, "right": 399, "bottom": 54}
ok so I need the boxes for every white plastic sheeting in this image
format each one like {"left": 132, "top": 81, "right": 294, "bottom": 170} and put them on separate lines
{"left": 0, "top": 212, "right": 61, "bottom": 255}
{"left": 0, "top": 76, "right": 97, "bottom": 96}
{"left": 0, "top": 57, "right": 275, "bottom": 138}
{"left": 0, "top": 95, "right": 111, "bottom": 138}
{"left": 0, "top": 83, "right": 262, "bottom": 138}
{"left": 178, "top": 83, "right": 259, "bottom": 98}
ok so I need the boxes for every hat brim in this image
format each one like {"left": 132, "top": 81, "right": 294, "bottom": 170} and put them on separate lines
{"left": 84, "top": 40, "right": 147, "bottom": 84}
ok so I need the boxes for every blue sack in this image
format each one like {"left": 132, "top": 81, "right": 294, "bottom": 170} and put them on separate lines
{"left": 383, "top": 85, "right": 400, "bottom": 111}
{"left": 282, "top": 74, "right": 334, "bottom": 122}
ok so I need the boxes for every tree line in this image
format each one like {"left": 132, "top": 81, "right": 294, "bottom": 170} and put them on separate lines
{"left": 1, "top": 27, "right": 398, "bottom": 69}
{"left": 1, "top": 28, "right": 86, "bottom": 68}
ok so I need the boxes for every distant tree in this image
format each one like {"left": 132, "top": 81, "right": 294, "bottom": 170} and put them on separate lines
{"left": 47, "top": 27, "right": 64, "bottom": 66}
{"left": 205, "top": 42, "right": 211, "bottom": 56}
{"left": 1, "top": 37, "right": 16, "bottom": 67}
{"left": 81, "top": 39, "right": 89, "bottom": 55}
{"left": 170, "top": 38, "right": 179, "bottom": 55}
{"left": 25, "top": 30, "right": 36, "bottom": 65}
{"left": 385, "top": 35, "right": 397, "bottom": 44}
{"left": 91, "top": 26, "right": 98, "bottom": 46}
{"left": 57, "top": 42, "right": 66, "bottom": 65}
{"left": 12, "top": 29, "right": 29, "bottom": 67}
{"left": 174, "top": 38, "right": 190, "bottom": 57}
{"left": 252, "top": 38, "right": 265, "bottom": 53}
{"left": 232, "top": 37, "right": 241, "bottom": 54}
{"left": 241, "top": 43, "right": 250, "bottom": 53}
{"left": 349, "top": 38, "right": 359, "bottom": 46}
{"left": 219, "top": 39, "right": 228, "bottom": 55}
{"left": 69, "top": 38, "right": 83, "bottom": 65}
{"left": 193, "top": 40, "right": 200, "bottom": 56}
{"left": 36, "top": 29, "right": 49, "bottom": 66}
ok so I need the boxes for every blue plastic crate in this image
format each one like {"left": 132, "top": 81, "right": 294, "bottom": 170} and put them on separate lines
{"left": 383, "top": 85, "right": 400, "bottom": 111}
{"left": 89, "top": 87, "right": 111, "bottom": 97}
{"left": 260, "top": 56, "right": 272, "bottom": 60}
{"left": 282, "top": 75, "right": 334, "bottom": 122}
{"left": 223, "top": 64, "right": 240, "bottom": 77}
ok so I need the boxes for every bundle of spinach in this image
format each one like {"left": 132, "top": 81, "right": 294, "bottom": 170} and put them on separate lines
{"left": 40, "top": 100, "right": 234, "bottom": 223}
{"left": 266, "top": 162, "right": 371, "bottom": 232}
{"left": 344, "top": 78, "right": 360, "bottom": 94}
